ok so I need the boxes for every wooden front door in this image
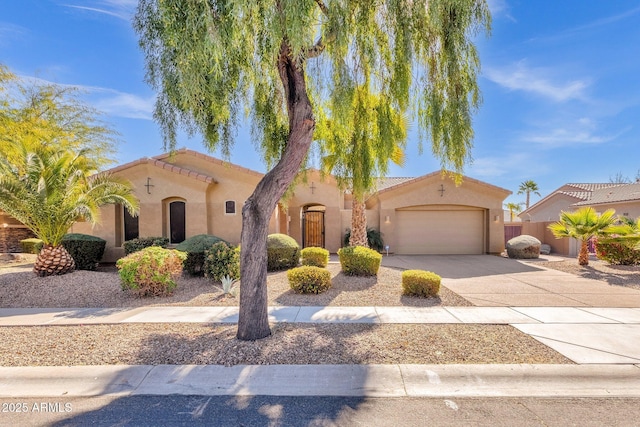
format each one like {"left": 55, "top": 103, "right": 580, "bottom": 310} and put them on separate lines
{"left": 303, "top": 211, "right": 325, "bottom": 248}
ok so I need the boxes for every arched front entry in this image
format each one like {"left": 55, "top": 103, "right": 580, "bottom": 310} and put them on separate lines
{"left": 302, "top": 204, "right": 325, "bottom": 248}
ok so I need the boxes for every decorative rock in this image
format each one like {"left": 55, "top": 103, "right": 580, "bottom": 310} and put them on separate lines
{"left": 506, "top": 235, "right": 541, "bottom": 259}
{"left": 540, "top": 244, "right": 551, "bottom": 255}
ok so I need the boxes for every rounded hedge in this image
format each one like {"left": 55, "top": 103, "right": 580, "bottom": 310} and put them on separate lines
{"left": 301, "top": 247, "right": 329, "bottom": 267}
{"left": 337, "top": 246, "right": 382, "bottom": 276}
{"left": 287, "top": 266, "right": 332, "bottom": 294}
{"left": 61, "top": 233, "right": 106, "bottom": 271}
{"left": 401, "top": 269, "right": 441, "bottom": 297}
{"left": 267, "top": 233, "right": 300, "bottom": 271}
{"left": 20, "top": 238, "right": 44, "bottom": 254}
{"left": 116, "top": 247, "right": 186, "bottom": 297}
{"left": 175, "top": 234, "right": 227, "bottom": 276}
{"left": 204, "top": 241, "right": 241, "bottom": 282}
{"left": 123, "top": 237, "right": 169, "bottom": 255}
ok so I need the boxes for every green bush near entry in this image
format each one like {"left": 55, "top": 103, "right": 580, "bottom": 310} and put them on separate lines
{"left": 337, "top": 246, "right": 382, "bottom": 276}
{"left": 301, "top": 247, "right": 329, "bottom": 267}
{"left": 267, "top": 233, "right": 300, "bottom": 271}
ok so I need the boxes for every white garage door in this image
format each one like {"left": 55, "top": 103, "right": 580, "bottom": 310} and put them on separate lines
{"left": 395, "top": 209, "right": 484, "bottom": 254}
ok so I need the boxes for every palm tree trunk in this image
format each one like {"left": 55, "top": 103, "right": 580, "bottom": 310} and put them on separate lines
{"left": 33, "top": 245, "right": 75, "bottom": 277}
{"left": 349, "top": 197, "right": 369, "bottom": 247}
{"left": 578, "top": 240, "right": 590, "bottom": 266}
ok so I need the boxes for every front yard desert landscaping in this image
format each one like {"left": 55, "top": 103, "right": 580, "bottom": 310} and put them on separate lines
{"left": 0, "top": 257, "right": 574, "bottom": 366}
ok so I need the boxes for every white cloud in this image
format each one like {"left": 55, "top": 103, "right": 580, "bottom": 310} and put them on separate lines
{"left": 485, "top": 0, "right": 516, "bottom": 22}
{"left": 61, "top": 0, "right": 136, "bottom": 21}
{"left": 485, "top": 62, "right": 590, "bottom": 102}
{"left": 92, "top": 90, "right": 154, "bottom": 120}
{"left": 468, "top": 152, "right": 542, "bottom": 179}
{"left": 520, "top": 117, "right": 630, "bottom": 148}
{"left": 0, "top": 22, "right": 29, "bottom": 46}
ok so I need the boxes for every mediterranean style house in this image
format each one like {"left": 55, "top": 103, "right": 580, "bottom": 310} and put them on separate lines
{"left": 2, "top": 149, "right": 511, "bottom": 261}
{"left": 517, "top": 182, "right": 640, "bottom": 256}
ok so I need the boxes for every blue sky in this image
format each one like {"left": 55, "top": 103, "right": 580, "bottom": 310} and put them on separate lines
{"left": 2, "top": 1, "right": 639, "bottom": 206}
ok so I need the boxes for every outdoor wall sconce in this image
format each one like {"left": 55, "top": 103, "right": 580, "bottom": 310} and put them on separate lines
{"left": 384, "top": 215, "right": 390, "bottom": 224}
{"left": 494, "top": 215, "right": 500, "bottom": 222}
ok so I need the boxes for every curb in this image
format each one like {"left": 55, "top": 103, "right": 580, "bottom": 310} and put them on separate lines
{"left": 2, "top": 364, "right": 640, "bottom": 398}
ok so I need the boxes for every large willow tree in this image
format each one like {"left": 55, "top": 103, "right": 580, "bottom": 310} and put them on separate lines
{"left": 135, "top": 0, "right": 491, "bottom": 340}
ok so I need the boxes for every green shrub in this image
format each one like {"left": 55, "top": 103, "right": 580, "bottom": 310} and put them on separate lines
{"left": 204, "top": 241, "right": 241, "bottom": 282}
{"left": 287, "top": 266, "right": 332, "bottom": 294}
{"left": 343, "top": 227, "right": 385, "bottom": 252}
{"left": 267, "top": 233, "right": 300, "bottom": 271}
{"left": 123, "top": 237, "right": 169, "bottom": 255}
{"left": 595, "top": 238, "right": 640, "bottom": 265}
{"left": 337, "top": 246, "right": 382, "bottom": 276}
{"left": 401, "top": 269, "right": 441, "bottom": 297}
{"left": 175, "top": 234, "right": 227, "bottom": 276}
{"left": 61, "top": 233, "right": 106, "bottom": 270}
{"left": 116, "top": 247, "right": 186, "bottom": 297}
{"left": 301, "top": 247, "right": 329, "bottom": 267}
{"left": 20, "top": 238, "right": 43, "bottom": 254}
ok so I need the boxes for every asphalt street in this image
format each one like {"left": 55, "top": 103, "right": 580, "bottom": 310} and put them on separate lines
{"left": 2, "top": 396, "right": 640, "bottom": 427}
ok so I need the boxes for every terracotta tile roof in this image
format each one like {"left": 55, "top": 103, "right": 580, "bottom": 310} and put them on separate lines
{"left": 573, "top": 183, "right": 640, "bottom": 206}
{"left": 522, "top": 182, "right": 639, "bottom": 215}
{"left": 99, "top": 157, "right": 217, "bottom": 184}
{"left": 557, "top": 191, "right": 591, "bottom": 201}
{"left": 376, "top": 177, "right": 415, "bottom": 191}
{"left": 153, "top": 148, "right": 264, "bottom": 178}
{"left": 565, "top": 183, "right": 624, "bottom": 192}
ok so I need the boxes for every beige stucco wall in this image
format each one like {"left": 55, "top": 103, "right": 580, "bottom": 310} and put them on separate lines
{"left": 520, "top": 194, "right": 580, "bottom": 222}
{"left": 286, "top": 171, "right": 345, "bottom": 252}
{"left": 69, "top": 154, "right": 511, "bottom": 260}
{"left": 71, "top": 153, "right": 277, "bottom": 262}
{"left": 372, "top": 174, "right": 509, "bottom": 254}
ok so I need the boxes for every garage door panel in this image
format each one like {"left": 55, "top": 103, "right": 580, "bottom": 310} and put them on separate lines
{"left": 395, "top": 210, "right": 484, "bottom": 254}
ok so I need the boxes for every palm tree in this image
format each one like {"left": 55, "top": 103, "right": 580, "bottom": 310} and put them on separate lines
{"left": 504, "top": 202, "right": 524, "bottom": 222}
{"left": 517, "top": 180, "right": 541, "bottom": 209}
{"left": 0, "top": 143, "right": 138, "bottom": 276}
{"left": 548, "top": 207, "right": 616, "bottom": 266}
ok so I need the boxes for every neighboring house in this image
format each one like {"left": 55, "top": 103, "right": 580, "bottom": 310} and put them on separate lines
{"left": 518, "top": 182, "right": 640, "bottom": 256}
{"left": 4, "top": 149, "right": 511, "bottom": 260}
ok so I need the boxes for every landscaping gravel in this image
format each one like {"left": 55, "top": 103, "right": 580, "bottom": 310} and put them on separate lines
{"left": 0, "top": 262, "right": 470, "bottom": 308}
{"left": 534, "top": 258, "right": 640, "bottom": 290}
{"left": 0, "top": 257, "right": 575, "bottom": 366}
{"left": 0, "top": 323, "right": 571, "bottom": 366}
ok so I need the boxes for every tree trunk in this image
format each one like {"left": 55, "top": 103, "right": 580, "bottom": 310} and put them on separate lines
{"left": 349, "top": 196, "right": 369, "bottom": 247}
{"left": 33, "top": 245, "right": 75, "bottom": 277}
{"left": 236, "top": 42, "right": 315, "bottom": 341}
{"left": 578, "top": 240, "right": 590, "bottom": 266}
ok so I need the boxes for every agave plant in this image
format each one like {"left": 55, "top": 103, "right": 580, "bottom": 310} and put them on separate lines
{"left": 220, "top": 275, "right": 238, "bottom": 297}
{"left": 0, "top": 143, "right": 138, "bottom": 276}
{"left": 548, "top": 207, "right": 616, "bottom": 266}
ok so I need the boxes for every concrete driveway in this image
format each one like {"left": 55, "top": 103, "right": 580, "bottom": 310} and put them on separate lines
{"left": 381, "top": 254, "right": 640, "bottom": 307}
